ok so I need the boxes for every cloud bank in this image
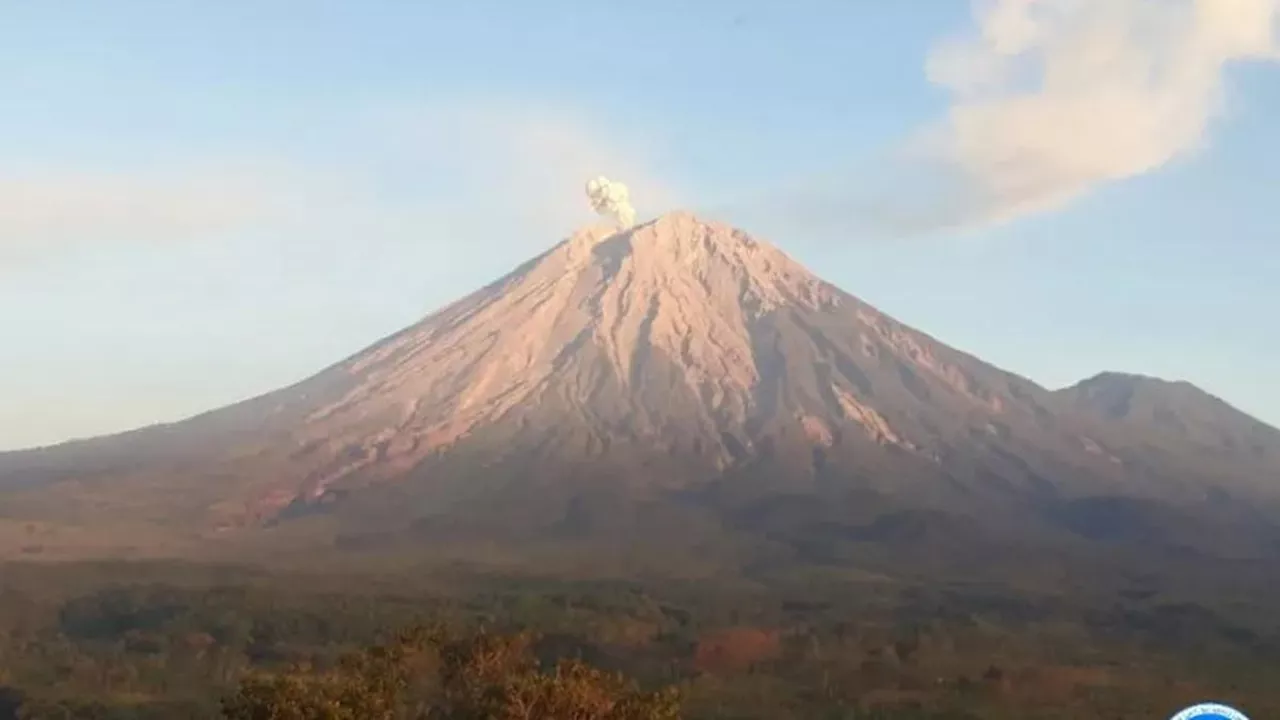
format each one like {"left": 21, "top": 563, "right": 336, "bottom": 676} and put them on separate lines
{"left": 920, "top": 0, "right": 1280, "bottom": 228}
{"left": 1, "top": 101, "right": 678, "bottom": 270}
{"left": 0, "top": 165, "right": 297, "bottom": 265}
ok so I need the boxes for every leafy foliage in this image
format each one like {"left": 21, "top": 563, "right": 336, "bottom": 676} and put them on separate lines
{"left": 221, "top": 626, "right": 681, "bottom": 720}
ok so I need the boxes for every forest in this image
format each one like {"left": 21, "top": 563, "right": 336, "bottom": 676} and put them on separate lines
{"left": 1, "top": 559, "right": 1278, "bottom": 719}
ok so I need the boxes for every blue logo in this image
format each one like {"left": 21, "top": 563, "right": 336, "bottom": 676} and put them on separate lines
{"left": 1169, "top": 702, "right": 1250, "bottom": 720}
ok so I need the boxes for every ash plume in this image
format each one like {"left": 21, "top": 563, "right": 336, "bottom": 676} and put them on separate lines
{"left": 585, "top": 176, "right": 637, "bottom": 229}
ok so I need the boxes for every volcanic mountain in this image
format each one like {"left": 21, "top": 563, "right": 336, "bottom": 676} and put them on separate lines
{"left": 1, "top": 212, "right": 1277, "bottom": 569}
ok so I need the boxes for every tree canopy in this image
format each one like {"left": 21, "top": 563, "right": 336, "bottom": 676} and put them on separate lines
{"left": 220, "top": 626, "right": 682, "bottom": 720}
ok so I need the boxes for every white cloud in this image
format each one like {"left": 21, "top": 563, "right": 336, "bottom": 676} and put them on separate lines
{"left": 718, "top": 0, "right": 1279, "bottom": 241}
{"left": 924, "top": 0, "right": 1280, "bottom": 227}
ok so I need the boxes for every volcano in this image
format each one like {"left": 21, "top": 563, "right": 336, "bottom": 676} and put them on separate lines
{"left": 1, "top": 212, "right": 1277, "bottom": 570}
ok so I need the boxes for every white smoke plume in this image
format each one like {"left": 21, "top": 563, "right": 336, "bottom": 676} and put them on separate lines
{"left": 921, "top": 0, "right": 1280, "bottom": 228}
{"left": 585, "top": 175, "right": 637, "bottom": 228}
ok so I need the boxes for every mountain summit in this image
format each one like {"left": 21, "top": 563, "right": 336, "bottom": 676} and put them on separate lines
{"left": 1058, "top": 371, "right": 1280, "bottom": 465}
{"left": 206, "top": 210, "right": 1087, "bottom": 524}
{"left": 289, "top": 211, "right": 848, "bottom": 481}
{"left": 1, "top": 212, "right": 1277, "bottom": 563}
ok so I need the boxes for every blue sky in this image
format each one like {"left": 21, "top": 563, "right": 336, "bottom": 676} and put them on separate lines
{"left": 2, "top": 1, "right": 1278, "bottom": 450}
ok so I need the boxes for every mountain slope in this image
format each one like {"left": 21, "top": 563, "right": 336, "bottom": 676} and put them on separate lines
{"left": 1058, "top": 371, "right": 1280, "bottom": 466}
{"left": 0, "top": 212, "right": 1276, "bottom": 567}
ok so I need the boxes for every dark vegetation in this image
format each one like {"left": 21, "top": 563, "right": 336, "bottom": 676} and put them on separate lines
{"left": 221, "top": 625, "right": 680, "bottom": 719}
{"left": 1, "top": 561, "right": 1278, "bottom": 719}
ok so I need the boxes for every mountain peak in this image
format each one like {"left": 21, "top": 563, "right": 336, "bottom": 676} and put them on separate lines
{"left": 3, "top": 212, "right": 1279, "bottom": 555}
{"left": 212, "top": 213, "right": 845, "bottom": 509}
{"left": 560, "top": 211, "right": 838, "bottom": 318}
{"left": 1064, "top": 371, "right": 1222, "bottom": 415}
{"left": 634, "top": 211, "right": 767, "bottom": 256}
{"left": 1060, "top": 370, "right": 1280, "bottom": 462}
{"left": 1071, "top": 371, "right": 1189, "bottom": 390}
{"left": 570, "top": 210, "right": 767, "bottom": 256}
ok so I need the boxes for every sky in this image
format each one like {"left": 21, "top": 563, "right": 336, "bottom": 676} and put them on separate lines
{"left": 2, "top": 0, "right": 1279, "bottom": 451}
